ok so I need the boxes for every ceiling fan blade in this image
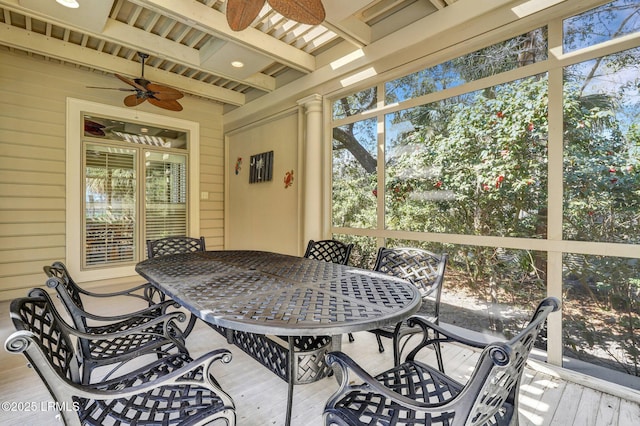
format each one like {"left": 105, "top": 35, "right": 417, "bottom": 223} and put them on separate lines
{"left": 226, "top": 0, "right": 266, "bottom": 31}
{"left": 146, "top": 83, "right": 184, "bottom": 100}
{"left": 116, "top": 74, "right": 148, "bottom": 92}
{"left": 267, "top": 0, "right": 325, "bottom": 25}
{"left": 124, "top": 94, "right": 146, "bottom": 107}
{"left": 148, "top": 97, "right": 183, "bottom": 112}
{"left": 84, "top": 119, "right": 106, "bottom": 136}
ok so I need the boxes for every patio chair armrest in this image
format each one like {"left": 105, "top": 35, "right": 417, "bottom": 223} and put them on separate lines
{"left": 406, "top": 315, "right": 497, "bottom": 351}
{"left": 70, "top": 299, "right": 179, "bottom": 323}
{"left": 82, "top": 349, "right": 233, "bottom": 399}
{"left": 67, "top": 311, "right": 187, "bottom": 341}
{"left": 6, "top": 330, "right": 229, "bottom": 401}
{"left": 326, "top": 351, "right": 468, "bottom": 413}
{"left": 29, "top": 285, "right": 179, "bottom": 322}
{"left": 406, "top": 298, "right": 560, "bottom": 358}
{"left": 43, "top": 278, "right": 174, "bottom": 320}
{"left": 76, "top": 282, "right": 166, "bottom": 304}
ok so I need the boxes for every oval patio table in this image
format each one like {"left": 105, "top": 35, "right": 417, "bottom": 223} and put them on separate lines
{"left": 136, "top": 250, "right": 422, "bottom": 425}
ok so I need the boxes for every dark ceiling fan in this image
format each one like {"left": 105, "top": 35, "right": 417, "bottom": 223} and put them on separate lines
{"left": 226, "top": 0, "right": 325, "bottom": 31}
{"left": 88, "top": 52, "right": 184, "bottom": 111}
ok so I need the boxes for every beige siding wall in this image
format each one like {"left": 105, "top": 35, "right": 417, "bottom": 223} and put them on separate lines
{"left": 0, "top": 50, "right": 224, "bottom": 300}
{"left": 200, "top": 116, "right": 225, "bottom": 248}
{"left": 225, "top": 110, "right": 301, "bottom": 255}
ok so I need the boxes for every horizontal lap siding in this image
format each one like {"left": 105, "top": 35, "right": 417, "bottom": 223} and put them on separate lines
{"left": 0, "top": 53, "right": 66, "bottom": 296}
{"left": 200, "top": 118, "right": 225, "bottom": 249}
{"left": 191, "top": 95, "right": 224, "bottom": 248}
{"left": 0, "top": 50, "right": 224, "bottom": 300}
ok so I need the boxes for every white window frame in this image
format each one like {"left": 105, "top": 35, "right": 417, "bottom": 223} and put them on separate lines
{"left": 326, "top": 9, "right": 640, "bottom": 369}
{"left": 66, "top": 98, "right": 200, "bottom": 282}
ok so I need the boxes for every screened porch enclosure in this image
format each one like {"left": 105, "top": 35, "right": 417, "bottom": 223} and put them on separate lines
{"left": 330, "top": 0, "right": 640, "bottom": 387}
{"left": 0, "top": 0, "right": 639, "bottom": 420}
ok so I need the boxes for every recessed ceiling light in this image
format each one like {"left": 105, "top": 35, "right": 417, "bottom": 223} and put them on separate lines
{"left": 56, "top": 0, "right": 80, "bottom": 8}
{"left": 231, "top": 61, "right": 244, "bottom": 68}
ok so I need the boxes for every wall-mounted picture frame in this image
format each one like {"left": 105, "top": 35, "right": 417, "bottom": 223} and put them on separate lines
{"left": 249, "top": 150, "right": 274, "bottom": 183}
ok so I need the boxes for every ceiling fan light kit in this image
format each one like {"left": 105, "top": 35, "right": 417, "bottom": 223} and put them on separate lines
{"left": 226, "top": 0, "right": 325, "bottom": 31}
{"left": 55, "top": 0, "right": 80, "bottom": 9}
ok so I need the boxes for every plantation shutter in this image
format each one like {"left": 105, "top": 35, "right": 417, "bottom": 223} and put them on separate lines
{"left": 145, "top": 152, "right": 187, "bottom": 243}
{"left": 84, "top": 145, "right": 136, "bottom": 266}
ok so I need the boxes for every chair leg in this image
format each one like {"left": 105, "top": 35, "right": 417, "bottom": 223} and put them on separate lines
{"left": 376, "top": 334, "right": 385, "bottom": 353}
{"left": 181, "top": 314, "right": 198, "bottom": 338}
{"left": 434, "top": 335, "right": 445, "bottom": 373}
{"left": 348, "top": 333, "right": 354, "bottom": 342}
{"left": 393, "top": 336, "right": 402, "bottom": 366}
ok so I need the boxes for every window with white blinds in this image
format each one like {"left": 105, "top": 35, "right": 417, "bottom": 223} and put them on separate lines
{"left": 84, "top": 145, "right": 137, "bottom": 266}
{"left": 145, "top": 152, "right": 187, "bottom": 241}
{"left": 82, "top": 115, "right": 189, "bottom": 268}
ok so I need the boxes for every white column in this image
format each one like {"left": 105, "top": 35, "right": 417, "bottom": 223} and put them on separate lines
{"left": 297, "top": 94, "right": 324, "bottom": 248}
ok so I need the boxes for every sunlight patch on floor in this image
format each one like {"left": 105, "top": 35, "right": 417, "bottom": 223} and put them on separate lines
{"left": 519, "top": 407, "right": 546, "bottom": 426}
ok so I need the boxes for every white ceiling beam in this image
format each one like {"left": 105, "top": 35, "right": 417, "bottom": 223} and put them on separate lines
{"left": 360, "top": 0, "right": 408, "bottom": 21}
{"left": 0, "top": 23, "right": 245, "bottom": 106}
{"left": 128, "top": 0, "right": 316, "bottom": 73}
{"left": 0, "top": 0, "right": 275, "bottom": 92}
{"left": 321, "top": 0, "right": 374, "bottom": 46}
{"left": 102, "top": 18, "right": 197, "bottom": 64}
{"left": 322, "top": 17, "right": 372, "bottom": 47}
{"left": 428, "top": 0, "right": 448, "bottom": 9}
{"left": 103, "top": 19, "right": 276, "bottom": 92}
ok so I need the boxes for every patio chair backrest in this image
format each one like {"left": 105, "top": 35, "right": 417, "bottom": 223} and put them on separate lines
{"left": 146, "top": 236, "right": 206, "bottom": 258}
{"left": 374, "top": 247, "right": 448, "bottom": 305}
{"left": 419, "top": 297, "right": 560, "bottom": 426}
{"left": 7, "top": 294, "right": 82, "bottom": 386}
{"left": 43, "top": 262, "right": 91, "bottom": 332}
{"left": 304, "top": 239, "right": 354, "bottom": 265}
{"left": 43, "top": 261, "right": 84, "bottom": 310}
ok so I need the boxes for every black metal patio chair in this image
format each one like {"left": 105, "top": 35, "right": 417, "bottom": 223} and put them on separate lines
{"left": 27, "top": 286, "right": 187, "bottom": 384}
{"left": 146, "top": 235, "right": 206, "bottom": 258}
{"left": 368, "top": 247, "right": 448, "bottom": 367}
{"left": 304, "top": 238, "right": 355, "bottom": 342}
{"left": 43, "top": 262, "right": 186, "bottom": 346}
{"left": 146, "top": 236, "right": 207, "bottom": 336}
{"left": 304, "top": 239, "right": 354, "bottom": 265}
{"left": 6, "top": 294, "right": 236, "bottom": 426}
{"left": 324, "top": 297, "right": 560, "bottom": 426}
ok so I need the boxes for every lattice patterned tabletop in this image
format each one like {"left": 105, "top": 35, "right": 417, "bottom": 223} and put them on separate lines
{"left": 136, "top": 250, "right": 422, "bottom": 336}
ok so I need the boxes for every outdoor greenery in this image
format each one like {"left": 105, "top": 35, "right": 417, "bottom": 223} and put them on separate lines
{"left": 332, "top": 0, "right": 639, "bottom": 378}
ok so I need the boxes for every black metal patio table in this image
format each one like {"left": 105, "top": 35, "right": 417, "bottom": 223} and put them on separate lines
{"left": 136, "top": 250, "right": 421, "bottom": 425}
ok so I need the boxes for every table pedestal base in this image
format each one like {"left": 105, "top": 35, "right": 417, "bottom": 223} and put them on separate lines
{"left": 209, "top": 325, "right": 333, "bottom": 424}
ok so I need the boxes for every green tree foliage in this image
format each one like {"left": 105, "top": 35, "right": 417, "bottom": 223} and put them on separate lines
{"left": 387, "top": 76, "right": 548, "bottom": 238}
{"left": 331, "top": 3, "right": 640, "bottom": 375}
{"left": 383, "top": 76, "right": 550, "bottom": 308}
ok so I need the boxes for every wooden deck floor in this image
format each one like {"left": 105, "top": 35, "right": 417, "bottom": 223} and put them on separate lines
{"left": 1, "top": 287, "right": 638, "bottom": 426}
